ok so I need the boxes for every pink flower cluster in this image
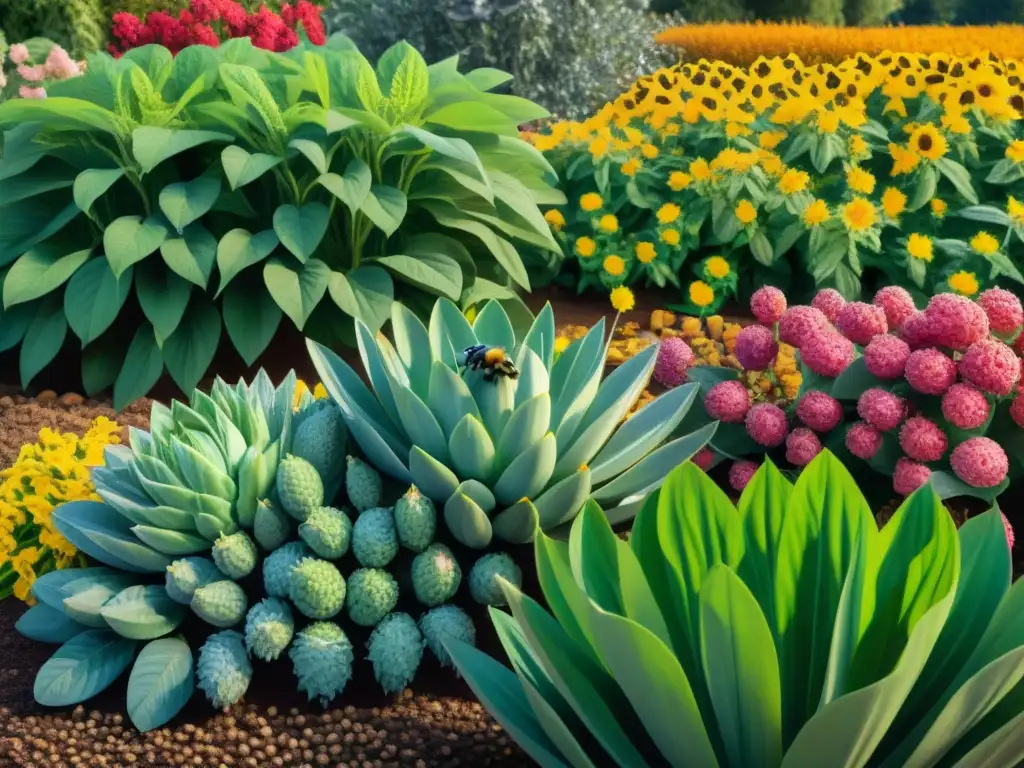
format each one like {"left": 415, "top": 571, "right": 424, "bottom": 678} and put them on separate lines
{"left": 1, "top": 42, "right": 85, "bottom": 99}
{"left": 109, "top": 0, "right": 325, "bottom": 56}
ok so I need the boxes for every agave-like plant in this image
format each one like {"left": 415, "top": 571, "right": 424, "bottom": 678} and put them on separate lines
{"left": 308, "top": 299, "right": 716, "bottom": 548}
{"left": 446, "top": 451, "right": 1024, "bottom": 767}
{"left": 52, "top": 371, "right": 345, "bottom": 571}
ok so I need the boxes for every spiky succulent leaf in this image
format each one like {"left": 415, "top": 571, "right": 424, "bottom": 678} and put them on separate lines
{"left": 290, "top": 622, "right": 353, "bottom": 706}
{"left": 449, "top": 414, "right": 495, "bottom": 481}
{"left": 351, "top": 507, "right": 399, "bottom": 567}
{"left": 263, "top": 541, "right": 313, "bottom": 598}
{"left": 367, "top": 613, "right": 424, "bottom": 694}
{"left": 420, "top": 605, "right": 476, "bottom": 668}
{"left": 408, "top": 446, "right": 461, "bottom": 500}
{"left": 288, "top": 558, "right": 346, "bottom": 619}
{"left": 165, "top": 557, "right": 222, "bottom": 605}
{"left": 444, "top": 493, "right": 494, "bottom": 549}
{"left": 131, "top": 526, "right": 211, "bottom": 555}
{"left": 491, "top": 499, "right": 539, "bottom": 544}
{"left": 394, "top": 485, "right": 437, "bottom": 552}
{"left": 212, "top": 531, "right": 258, "bottom": 579}
{"left": 412, "top": 544, "right": 462, "bottom": 606}
{"left": 345, "top": 456, "right": 382, "bottom": 512}
{"left": 346, "top": 568, "right": 399, "bottom": 627}
{"left": 253, "top": 498, "right": 293, "bottom": 550}
{"left": 197, "top": 630, "right": 251, "bottom": 709}
{"left": 276, "top": 455, "right": 325, "bottom": 521}
{"left": 244, "top": 598, "right": 295, "bottom": 661}
{"left": 191, "top": 581, "right": 248, "bottom": 627}
{"left": 298, "top": 506, "right": 353, "bottom": 559}
{"left": 469, "top": 553, "right": 522, "bottom": 607}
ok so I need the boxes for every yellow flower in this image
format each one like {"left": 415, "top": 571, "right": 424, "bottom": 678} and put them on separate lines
{"left": 908, "top": 124, "right": 948, "bottom": 161}
{"left": 689, "top": 281, "right": 715, "bottom": 308}
{"left": 889, "top": 142, "right": 921, "bottom": 176}
{"left": 598, "top": 214, "right": 619, "bottom": 233}
{"left": 735, "top": 200, "right": 757, "bottom": 224}
{"left": 580, "top": 193, "right": 603, "bottom": 212}
{"left": 907, "top": 233, "right": 933, "bottom": 262}
{"left": 603, "top": 255, "right": 626, "bottom": 277}
{"left": 802, "top": 199, "right": 830, "bottom": 227}
{"left": 881, "top": 187, "right": 907, "bottom": 218}
{"left": 544, "top": 209, "right": 566, "bottom": 230}
{"left": 949, "top": 270, "right": 979, "bottom": 296}
{"left": 575, "top": 236, "right": 597, "bottom": 258}
{"left": 668, "top": 171, "right": 692, "bottom": 191}
{"left": 554, "top": 336, "right": 570, "bottom": 354}
{"left": 1008, "top": 140, "right": 1024, "bottom": 165}
{"left": 778, "top": 169, "right": 809, "bottom": 195}
{"left": 706, "top": 256, "right": 731, "bottom": 279}
{"left": 759, "top": 152, "right": 784, "bottom": 176}
{"left": 690, "top": 158, "right": 712, "bottom": 181}
{"left": 313, "top": 383, "right": 328, "bottom": 400}
{"left": 1008, "top": 196, "right": 1024, "bottom": 226}
{"left": 841, "top": 197, "right": 878, "bottom": 232}
{"left": 816, "top": 110, "right": 840, "bottom": 134}
{"left": 640, "top": 143, "right": 659, "bottom": 159}
{"left": 610, "top": 286, "right": 636, "bottom": 313}
{"left": 635, "top": 241, "right": 657, "bottom": 264}
{"left": 931, "top": 198, "right": 947, "bottom": 218}
{"left": 971, "top": 231, "right": 1000, "bottom": 255}
{"left": 657, "top": 203, "right": 681, "bottom": 224}
{"left": 589, "top": 137, "right": 609, "bottom": 157}
{"left": 846, "top": 167, "right": 876, "bottom": 194}
{"left": 621, "top": 158, "right": 642, "bottom": 177}
{"left": 661, "top": 228, "right": 681, "bottom": 246}
{"left": 759, "top": 131, "right": 786, "bottom": 150}
{"left": 849, "top": 134, "right": 869, "bottom": 157}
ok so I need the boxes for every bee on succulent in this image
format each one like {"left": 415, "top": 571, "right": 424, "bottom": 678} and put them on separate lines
{"left": 460, "top": 345, "right": 520, "bottom": 381}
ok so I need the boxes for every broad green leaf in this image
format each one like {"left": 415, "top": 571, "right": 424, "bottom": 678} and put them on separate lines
{"left": 64, "top": 258, "right": 133, "bottom": 345}
{"left": 355, "top": 53, "right": 384, "bottom": 112}
{"left": 465, "top": 67, "right": 514, "bottom": 92}
{"left": 700, "top": 564, "right": 782, "bottom": 768}
{"left": 104, "top": 216, "right": 169, "bottom": 278}
{"left": 376, "top": 251, "right": 462, "bottom": 301}
{"left": 100, "top": 585, "right": 187, "bottom": 640}
{"left": 263, "top": 257, "right": 330, "bottom": 330}
{"left": 534, "top": 534, "right": 601, "bottom": 666}
{"left": 158, "top": 170, "right": 222, "bottom": 233}
{"left": 73, "top": 168, "right": 125, "bottom": 216}
{"left": 126, "top": 638, "right": 194, "bottom": 733}
{"left": 114, "top": 324, "right": 163, "bottom": 409}
{"left": 220, "top": 146, "right": 282, "bottom": 190}
{"left": 287, "top": 139, "right": 327, "bottom": 174}
{"left": 936, "top": 158, "right": 978, "bottom": 205}
{"left": 328, "top": 266, "right": 393, "bottom": 332}
{"left": 223, "top": 276, "right": 282, "bottom": 366}
{"left": 160, "top": 224, "right": 217, "bottom": 289}
{"left": 215, "top": 228, "right": 279, "bottom": 296}
{"left": 20, "top": 296, "right": 67, "bottom": 388}
{"left": 162, "top": 298, "right": 222, "bottom": 394}
{"left": 4, "top": 245, "right": 90, "bottom": 308}
{"left": 82, "top": 337, "right": 124, "bottom": 396}
{"left": 34, "top": 630, "right": 138, "bottom": 707}
{"left": 427, "top": 101, "right": 518, "bottom": 135}
{"left": 388, "top": 47, "right": 430, "bottom": 113}
{"left": 0, "top": 98, "right": 120, "bottom": 135}
{"left": 318, "top": 158, "right": 372, "bottom": 214}
{"left": 15, "top": 603, "right": 88, "bottom": 644}
{"left": 133, "top": 127, "right": 232, "bottom": 174}
{"left": 136, "top": 261, "right": 192, "bottom": 345}
{"left": 273, "top": 203, "right": 330, "bottom": 263}
{"left": 360, "top": 185, "right": 408, "bottom": 236}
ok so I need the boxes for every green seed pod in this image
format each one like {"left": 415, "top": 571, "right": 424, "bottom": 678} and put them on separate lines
{"left": 197, "top": 630, "right": 252, "bottom": 710}
{"left": 345, "top": 455, "right": 382, "bottom": 512}
{"left": 298, "top": 506, "right": 353, "bottom": 560}
{"left": 165, "top": 557, "right": 222, "bottom": 605}
{"left": 287, "top": 558, "right": 346, "bottom": 619}
{"left": 411, "top": 544, "right": 462, "bottom": 607}
{"left": 468, "top": 552, "right": 522, "bottom": 607}
{"left": 244, "top": 598, "right": 295, "bottom": 661}
{"left": 292, "top": 401, "right": 347, "bottom": 499}
{"left": 345, "top": 568, "right": 398, "bottom": 627}
{"left": 276, "top": 455, "right": 324, "bottom": 521}
{"left": 263, "top": 541, "right": 313, "bottom": 599}
{"left": 212, "top": 531, "right": 258, "bottom": 580}
{"left": 191, "top": 580, "right": 248, "bottom": 628}
{"left": 419, "top": 605, "right": 476, "bottom": 668}
{"left": 290, "top": 621, "right": 354, "bottom": 707}
{"left": 394, "top": 485, "right": 436, "bottom": 553}
{"left": 351, "top": 507, "right": 398, "bottom": 567}
{"left": 254, "top": 499, "right": 293, "bottom": 551}
{"left": 367, "top": 613, "right": 424, "bottom": 694}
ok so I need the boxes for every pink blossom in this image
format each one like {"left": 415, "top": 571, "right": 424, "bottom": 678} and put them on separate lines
{"left": 44, "top": 46, "right": 81, "bottom": 80}
{"left": 692, "top": 448, "right": 715, "bottom": 472}
{"left": 745, "top": 403, "right": 790, "bottom": 447}
{"left": 735, "top": 325, "right": 778, "bottom": 371}
{"left": 800, "top": 331, "right": 855, "bottom": 377}
{"left": 797, "top": 390, "right": 844, "bottom": 432}
{"left": 1011, "top": 395, "right": 1024, "bottom": 428}
{"left": 978, "top": 288, "right": 1023, "bottom": 335}
{"left": 1003, "top": 512, "right": 1015, "bottom": 550}
{"left": 786, "top": 427, "right": 822, "bottom": 466}
{"left": 950, "top": 437, "right": 1009, "bottom": 488}
{"left": 18, "top": 86, "right": 47, "bottom": 99}
{"left": 864, "top": 334, "right": 911, "bottom": 379}
{"left": 704, "top": 380, "right": 751, "bottom": 424}
{"left": 904, "top": 348, "right": 957, "bottom": 395}
{"left": 899, "top": 417, "right": 948, "bottom": 462}
{"left": 846, "top": 422, "right": 883, "bottom": 459}
{"left": 942, "top": 384, "right": 991, "bottom": 430}
{"left": 728, "top": 460, "right": 760, "bottom": 492}
{"left": 873, "top": 285, "right": 917, "bottom": 331}
{"left": 750, "top": 286, "right": 787, "bottom": 325}
{"left": 894, "top": 457, "right": 932, "bottom": 496}
{"left": 17, "top": 64, "right": 46, "bottom": 83}
{"left": 900, "top": 311, "right": 935, "bottom": 349}
{"left": 812, "top": 288, "right": 846, "bottom": 323}
{"left": 9, "top": 43, "right": 30, "bottom": 64}
{"left": 837, "top": 302, "right": 888, "bottom": 345}
{"left": 959, "top": 339, "right": 1021, "bottom": 396}
{"left": 857, "top": 388, "right": 906, "bottom": 432}
{"left": 924, "top": 293, "right": 990, "bottom": 351}
{"left": 654, "top": 337, "right": 693, "bottom": 388}
{"left": 778, "top": 306, "right": 830, "bottom": 347}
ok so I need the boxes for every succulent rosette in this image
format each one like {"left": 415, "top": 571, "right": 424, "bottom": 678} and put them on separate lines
{"left": 308, "top": 299, "right": 715, "bottom": 548}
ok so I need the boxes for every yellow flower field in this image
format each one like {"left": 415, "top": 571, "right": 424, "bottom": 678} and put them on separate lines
{"left": 655, "top": 22, "right": 1024, "bottom": 65}
{"left": 528, "top": 49, "right": 1024, "bottom": 310}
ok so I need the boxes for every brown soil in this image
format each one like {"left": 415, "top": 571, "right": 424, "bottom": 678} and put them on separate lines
{"left": 0, "top": 396, "right": 532, "bottom": 768}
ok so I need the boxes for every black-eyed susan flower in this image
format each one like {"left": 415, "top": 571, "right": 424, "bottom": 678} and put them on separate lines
{"left": 758, "top": 130, "right": 786, "bottom": 150}
{"left": 907, "top": 233, "right": 933, "bottom": 262}
{"left": 970, "top": 231, "right": 1000, "bottom": 255}
{"left": 841, "top": 197, "right": 878, "bottom": 232}
{"left": 640, "top": 143, "right": 659, "bottom": 159}
{"left": 635, "top": 241, "right": 657, "bottom": 264}
{"left": 889, "top": 142, "right": 921, "bottom": 175}
{"left": 881, "top": 187, "right": 907, "bottom": 218}
{"left": 610, "top": 286, "right": 636, "bottom": 313}
{"left": 802, "top": 199, "right": 830, "bottom": 227}
{"left": 908, "top": 124, "right": 948, "bottom": 161}
{"left": 949, "top": 270, "right": 979, "bottom": 296}
{"left": 1007, "top": 140, "right": 1024, "bottom": 164}
{"left": 690, "top": 158, "right": 712, "bottom": 181}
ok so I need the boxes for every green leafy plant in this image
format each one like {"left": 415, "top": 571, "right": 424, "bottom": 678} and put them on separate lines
{"left": 308, "top": 297, "right": 717, "bottom": 549}
{"left": 447, "top": 451, "right": 1024, "bottom": 766}
{"left": 19, "top": 367, "right": 525, "bottom": 728}
{"left": 0, "top": 35, "right": 561, "bottom": 406}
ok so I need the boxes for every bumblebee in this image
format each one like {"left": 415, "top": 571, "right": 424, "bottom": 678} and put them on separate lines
{"left": 461, "top": 344, "right": 520, "bottom": 381}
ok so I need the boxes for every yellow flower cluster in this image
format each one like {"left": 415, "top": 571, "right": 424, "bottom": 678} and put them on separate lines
{"left": 655, "top": 23, "right": 1024, "bottom": 65}
{"left": 0, "top": 418, "right": 122, "bottom": 604}
{"left": 555, "top": 321, "right": 654, "bottom": 365}
{"left": 294, "top": 379, "right": 329, "bottom": 408}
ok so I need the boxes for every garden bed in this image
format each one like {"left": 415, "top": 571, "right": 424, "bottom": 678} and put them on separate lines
{"left": 0, "top": 393, "right": 529, "bottom": 768}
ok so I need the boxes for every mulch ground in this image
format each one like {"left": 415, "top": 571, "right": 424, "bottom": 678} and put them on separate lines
{"left": 0, "top": 393, "right": 533, "bottom": 768}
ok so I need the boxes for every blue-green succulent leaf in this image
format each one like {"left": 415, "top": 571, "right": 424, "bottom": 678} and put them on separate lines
{"left": 34, "top": 630, "right": 138, "bottom": 707}
{"left": 449, "top": 414, "right": 496, "bottom": 482}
